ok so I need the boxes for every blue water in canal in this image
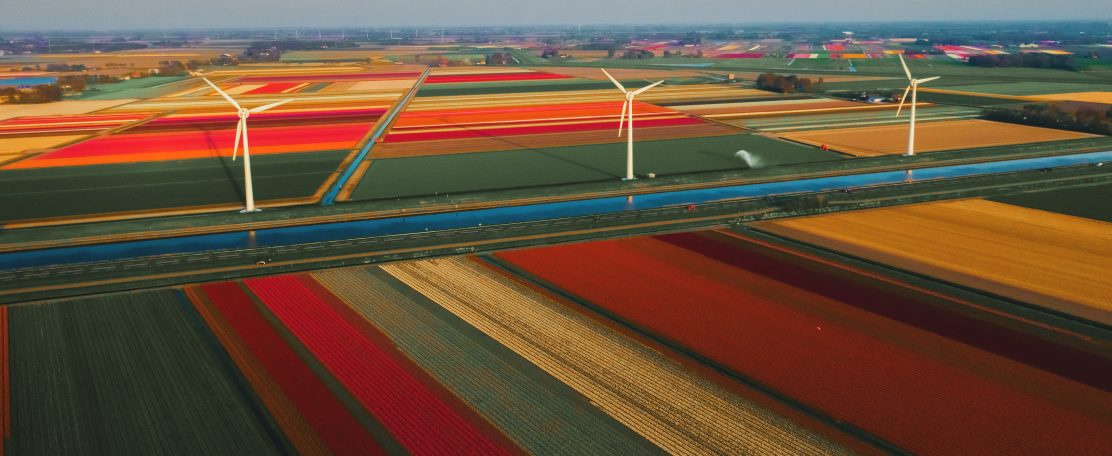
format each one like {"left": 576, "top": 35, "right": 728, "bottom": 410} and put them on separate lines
{"left": 4, "top": 150, "right": 1109, "bottom": 271}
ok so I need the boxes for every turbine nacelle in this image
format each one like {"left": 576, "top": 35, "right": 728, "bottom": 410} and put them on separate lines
{"left": 893, "top": 54, "right": 939, "bottom": 157}
{"left": 894, "top": 54, "right": 940, "bottom": 119}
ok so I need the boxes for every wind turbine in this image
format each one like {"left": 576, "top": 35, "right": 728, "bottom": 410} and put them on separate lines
{"left": 203, "top": 78, "right": 292, "bottom": 213}
{"left": 895, "top": 53, "right": 940, "bottom": 156}
{"left": 602, "top": 69, "right": 664, "bottom": 180}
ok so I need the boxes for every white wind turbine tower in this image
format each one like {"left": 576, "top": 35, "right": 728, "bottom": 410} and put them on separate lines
{"left": 895, "top": 53, "right": 940, "bottom": 156}
{"left": 203, "top": 78, "right": 293, "bottom": 213}
{"left": 602, "top": 69, "right": 664, "bottom": 180}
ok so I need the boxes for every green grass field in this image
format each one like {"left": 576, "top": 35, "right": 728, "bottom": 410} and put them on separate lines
{"left": 348, "top": 134, "right": 842, "bottom": 201}
{"left": 68, "top": 76, "right": 188, "bottom": 100}
{"left": 8, "top": 290, "right": 288, "bottom": 454}
{"left": 991, "top": 182, "right": 1112, "bottom": 223}
{"left": 931, "top": 81, "right": 1112, "bottom": 96}
{"left": 0, "top": 150, "right": 348, "bottom": 223}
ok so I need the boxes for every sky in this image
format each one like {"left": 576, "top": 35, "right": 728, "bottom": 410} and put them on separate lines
{"left": 3, "top": 0, "right": 1110, "bottom": 30}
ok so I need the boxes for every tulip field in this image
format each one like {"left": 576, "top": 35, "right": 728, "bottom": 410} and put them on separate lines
{"left": 780, "top": 119, "right": 1097, "bottom": 156}
{"left": 495, "top": 230, "right": 1112, "bottom": 455}
{"left": 0, "top": 63, "right": 857, "bottom": 224}
{"left": 5, "top": 223, "right": 1108, "bottom": 454}
{"left": 754, "top": 199, "right": 1112, "bottom": 325}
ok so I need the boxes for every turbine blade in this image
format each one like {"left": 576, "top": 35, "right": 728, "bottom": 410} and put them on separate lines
{"left": 916, "top": 76, "right": 940, "bottom": 84}
{"left": 233, "top": 118, "right": 243, "bottom": 161}
{"left": 898, "top": 53, "right": 912, "bottom": 81}
{"left": 250, "top": 98, "right": 294, "bottom": 113}
{"left": 618, "top": 99, "right": 628, "bottom": 137}
{"left": 203, "top": 77, "right": 242, "bottom": 110}
{"left": 632, "top": 80, "right": 664, "bottom": 96}
{"left": 896, "top": 85, "right": 911, "bottom": 118}
{"left": 601, "top": 69, "right": 627, "bottom": 93}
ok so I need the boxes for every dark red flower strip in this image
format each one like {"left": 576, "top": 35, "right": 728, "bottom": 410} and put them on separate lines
{"left": 243, "top": 275, "right": 514, "bottom": 456}
{"left": 295, "top": 275, "right": 522, "bottom": 454}
{"left": 200, "top": 282, "right": 386, "bottom": 456}
{"left": 496, "top": 236, "right": 1112, "bottom": 455}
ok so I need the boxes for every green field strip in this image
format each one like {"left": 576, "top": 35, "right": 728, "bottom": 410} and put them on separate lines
{"left": 0, "top": 150, "right": 348, "bottom": 223}
{"left": 68, "top": 76, "right": 189, "bottom": 100}
{"left": 299, "top": 82, "right": 330, "bottom": 93}
{"left": 938, "top": 81, "right": 1112, "bottom": 96}
{"left": 7, "top": 290, "right": 287, "bottom": 455}
{"left": 349, "top": 134, "right": 841, "bottom": 201}
{"left": 990, "top": 182, "right": 1112, "bottom": 223}
{"left": 313, "top": 267, "right": 665, "bottom": 455}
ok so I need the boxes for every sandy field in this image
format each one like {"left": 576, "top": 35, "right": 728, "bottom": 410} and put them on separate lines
{"left": 0, "top": 100, "right": 138, "bottom": 121}
{"left": 0, "top": 134, "right": 88, "bottom": 157}
{"left": 755, "top": 199, "right": 1112, "bottom": 324}
{"left": 780, "top": 119, "right": 1096, "bottom": 156}
{"left": 347, "top": 79, "right": 420, "bottom": 91}
{"left": 1026, "top": 92, "right": 1112, "bottom": 104}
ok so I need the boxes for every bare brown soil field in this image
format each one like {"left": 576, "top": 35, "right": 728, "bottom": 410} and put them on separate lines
{"left": 1026, "top": 92, "right": 1112, "bottom": 104}
{"left": 0, "top": 100, "right": 137, "bottom": 121}
{"left": 755, "top": 199, "right": 1112, "bottom": 324}
{"left": 557, "top": 50, "right": 609, "bottom": 61}
{"left": 780, "top": 119, "right": 1096, "bottom": 157}
{"left": 371, "top": 122, "right": 739, "bottom": 158}
{"left": 31, "top": 50, "right": 229, "bottom": 68}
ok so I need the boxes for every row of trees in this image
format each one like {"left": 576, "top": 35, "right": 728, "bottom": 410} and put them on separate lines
{"left": 0, "top": 85, "right": 63, "bottom": 104}
{"left": 621, "top": 49, "right": 654, "bottom": 59}
{"left": 967, "top": 53, "right": 1078, "bottom": 71}
{"left": 755, "top": 73, "right": 823, "bottom": 94}
{"left": 985, "top": 103, "right": 1112, "bottom": 136}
